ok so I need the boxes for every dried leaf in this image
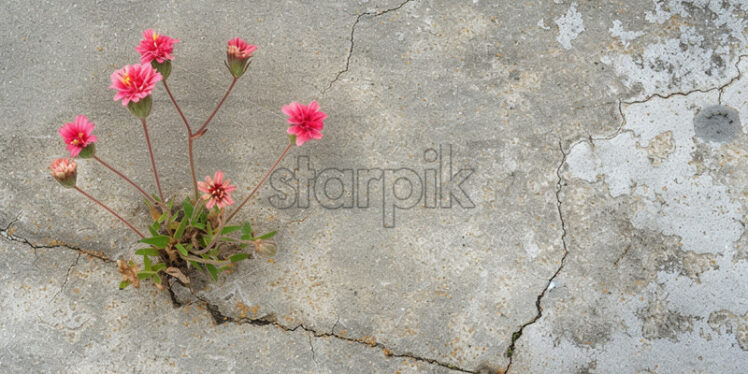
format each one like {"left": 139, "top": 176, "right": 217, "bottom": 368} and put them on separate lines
{"left": 253, "top": 239, "right": 277, "bottom": 257}
{"left": 164, "top": 267, "right": 190, "bottom": 284}
{"left": 149, "top": 205, "right": 162, "bottom": 222}
{"left": 117, "top": 260, "right": 140, "bottom": 288}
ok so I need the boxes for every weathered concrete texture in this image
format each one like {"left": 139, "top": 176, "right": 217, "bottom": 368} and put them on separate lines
{"left": 1, "top": 0, "right": 746, "bottom": 372}
{"left": 0, "top": 235, "right": 457, "bottom": 373}
{"left": 510, "top": 53, "right": 748, "bottom": 374}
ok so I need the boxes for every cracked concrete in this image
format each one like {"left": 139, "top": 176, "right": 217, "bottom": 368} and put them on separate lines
{"left": 326, "top": 0, "right": 415, "bottom": 91}
{"left": 1, "top": 0, "right": 747, "bottom": 372}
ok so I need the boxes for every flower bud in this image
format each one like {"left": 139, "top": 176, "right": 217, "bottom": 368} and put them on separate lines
{"left": 151, "top": 60, "right": 172, "bottom": 80}
{"left": 127, "top": 95, "right": 153, "bottom": 119}
{"left": 226, "top": 38, "right": 257, "bottom": 79}
{"left": 49, "top": 158, "right": 77, "bottom": 188}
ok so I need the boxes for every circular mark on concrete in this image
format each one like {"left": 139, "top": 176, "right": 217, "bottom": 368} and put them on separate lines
{"left": 693, "top": 105, "right": 741, "bottom": 143}
{"left": 423, "top": 148, "right": 438, "bottom": 162}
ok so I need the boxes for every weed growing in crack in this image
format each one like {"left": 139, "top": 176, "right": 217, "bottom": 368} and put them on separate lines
{"left": 48, "top": 29, "right": 326, "bottom": 290}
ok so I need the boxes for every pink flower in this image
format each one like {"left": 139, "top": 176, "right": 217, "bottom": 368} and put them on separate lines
{"left": 109, "top": 63, "right": 162, "bottom": 106}
{"left": 135, "top": 29, "right": 180, "bottom": 64}
{"left": 227, "top": 37, "right": 257, "bottom": 59}
{"left": 58, "top": 115, "right": 98, "bottom": 157}
{"left": 226, "top": 38, "right": 257, "bottom": 78}
{"left": 283, "top": 101, "right": 327, "bottom": 146}
{"left": 198, "top": 171, "right": 237, "bottom": 209}
{"left": 49, "top": 158, "right": 77, "bottom": 188}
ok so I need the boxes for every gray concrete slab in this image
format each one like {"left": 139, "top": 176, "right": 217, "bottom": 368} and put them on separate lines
{"left": 1, "top": 0, "right": 746, "bottom": 372}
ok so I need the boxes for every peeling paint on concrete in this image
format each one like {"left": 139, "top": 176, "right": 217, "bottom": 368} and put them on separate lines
{"left": 566, "top": 91, "right": 743, "bottom": 254}
{"left": 554, "top": 2, "right": 585, "bottom": 50}
{"left": 608, "top": 20, "right": 644, "bottom": 46}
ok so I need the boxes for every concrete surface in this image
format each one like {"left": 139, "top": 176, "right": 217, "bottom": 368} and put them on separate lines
{"left": 0, "top": 0, "right": 746, "bottom": 373}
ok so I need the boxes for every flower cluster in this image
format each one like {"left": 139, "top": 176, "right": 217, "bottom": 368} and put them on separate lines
{"left": 49, "top": 30, "right": 327, "bottom": 290}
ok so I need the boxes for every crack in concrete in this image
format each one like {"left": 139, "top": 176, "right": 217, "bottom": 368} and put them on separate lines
{"left": 175, "top": 293, "right": 474, "bottom": 373}
{"left": 308, "top": 334, "right": 318, "bottom": 366}
{"left": 52, "top": 253, "right": 81, "bottom": 301}
{"left": 324, "top": 0, "right": 415, "bottom": 92}
{"left": 503, "top": 54, "right": 748, "bottom": 372}
{"left": 0, "top": 222, "right": 113, "bottom": 263}
{"left": 622, "top": 54, "right": 747, "bottom": 107}
{"left": 504, "top": 142, "right": 569, "bottom": 373}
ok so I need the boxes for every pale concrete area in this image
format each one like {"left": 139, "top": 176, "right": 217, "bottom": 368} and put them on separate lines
{"left": 1, "top": 0, "right": 746, "bottom": 373}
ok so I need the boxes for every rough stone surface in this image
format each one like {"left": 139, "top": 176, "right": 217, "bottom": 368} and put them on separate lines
{"left": 1, "top": 0, "right": 746, "bottom": 373}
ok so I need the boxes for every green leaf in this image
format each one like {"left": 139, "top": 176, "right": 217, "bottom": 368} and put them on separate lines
{"left": 174, "top": 218, "right": 189, "bottom": 240}
{"left": 119, "top": 280, "right": 132, "bottom": 289}
{"left": 175, "top": 243, "right": 189, "bottom": 257}
{"left": 241, "top": 222, "right": 253, "bottom": 240}
{"left": 191, "top": 222, "right": 205, "bottom": 230}
{"left": 230, "top": 253, "right": 250, "bottom": 263}
{"left": 152, "top": 274, "right": 162, "bottom": 285}
{"left": 182, "top": 197, "right": 194, "bottom": 219}
{"left": 156, "top": 211, "right": 167, "bottom": 224}
{"left": 148, "top": 222, "right": 159, "bottom": 237}
{"left": 143, "top": 256, "right": 152, "bottom": 270}
{"left": 206, "top": 221, "right": 214, "bottom": 236}
{"left": 137, "top": 271, "right": 155, "bottom": 279}
{"left": 221, "top": 225, "right": 242, "bottom": 235}
{"left": 140, "top": 236, "right": 170, "bottom": 249}
{"left": 135, "top": 248, "right": 161, "bottom": 256}
{"left": 151, "top": 263, "right": 166, "bottom": 272}
{"left": 257, "top": 231, "right": 276, "bottom": 240}
{"left": 205, "top": 264, "right": 219, "bottom": 281}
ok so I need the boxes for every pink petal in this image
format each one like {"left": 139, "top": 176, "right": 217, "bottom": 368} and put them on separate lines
{"left": 68, "top": 145, "right": 81, "bottom": 157}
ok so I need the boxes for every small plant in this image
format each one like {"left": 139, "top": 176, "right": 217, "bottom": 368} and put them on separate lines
{"left": 48, "top": 29, "right": 327, "bottom": 290}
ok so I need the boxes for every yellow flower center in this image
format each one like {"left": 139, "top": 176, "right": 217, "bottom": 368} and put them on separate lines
{"left": 72, "top": 133, "right": 84, "bottom": 146}
{"left": 120, "top": 73, "right": 132, "bottom": 86}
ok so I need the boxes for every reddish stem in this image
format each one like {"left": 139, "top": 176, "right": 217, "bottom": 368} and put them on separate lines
{"left": 73, "top": 186, "right": 145, "bottom": 238}
{"left": 161, "top": 79, "right": 199, "bottom": 201}
{"left": 140, "top": 118, "right": 164, "bottom": 201}
{"left": 226, "top": 143, "right": 293, "bottom": 223}
{"left": 188, "top": 137, "right": 198, "bottom": 201}
{"left": 162, "top": 80, "right": 192, "bottom": 134}
{"left": 93, "top": 156, "right": 155, "bottom": 204}
{"left": 192, "top": 77, "right": 238, "bottom": 138}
